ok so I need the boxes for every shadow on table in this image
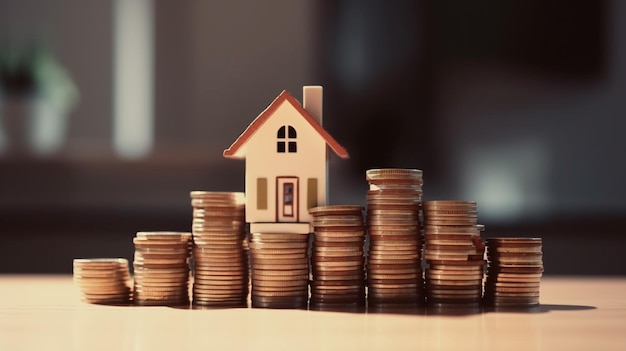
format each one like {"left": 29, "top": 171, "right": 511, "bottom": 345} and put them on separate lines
{"left": 306, "top": 303, "right": 597, "bottom": 316}
{"left": 485, "top": 304, "right": 597, "bottom": 314}
{"left": 159, "top": 302, "right": 598, "bottom": 317}
{"left": 309, "top": 303, "right": 483, "bottom": 316}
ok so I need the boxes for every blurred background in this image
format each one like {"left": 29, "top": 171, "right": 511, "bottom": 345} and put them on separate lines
{"left": 0, "top": 0, "right": 623, "bottom": 274}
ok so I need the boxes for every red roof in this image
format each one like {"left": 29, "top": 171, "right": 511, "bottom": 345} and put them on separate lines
{"left": 223, "top": 90, "right": 349, "bottom": 159}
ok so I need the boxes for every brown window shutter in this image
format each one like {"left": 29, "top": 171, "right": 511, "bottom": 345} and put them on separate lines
{"left": 257, "top": 178, "right": 268, "bottom": 210}
{"left": 307, "top": 178, "right": 318, "bottom": 209}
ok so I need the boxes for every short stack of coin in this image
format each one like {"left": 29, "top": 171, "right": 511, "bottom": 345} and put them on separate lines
{"left": 484, "top": 237, "right": 543, "bottom": 308}
{"left": 248, "top": 232, "right": 310, "bottom": 309}
{"left": 73, "top": 258, "right": 132, "bottom": 305}
{"left": 190, "top": 191, "right": 248, "bottom": 307}
{"left": 309, "top": 205, "right": 366, "bottom": 306}
{"left": 132, "top": 232, "right": 192, "bottom": 306}
{"left": 365, "top": 168, "right": 425, "bottom": 304}
{"left": 423, "top": 201, "right": 485, "bottom": 307}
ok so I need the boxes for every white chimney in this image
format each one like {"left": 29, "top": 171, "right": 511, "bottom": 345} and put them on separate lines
{"left": 303, "top": 86, "right": 323, "bottom": 126}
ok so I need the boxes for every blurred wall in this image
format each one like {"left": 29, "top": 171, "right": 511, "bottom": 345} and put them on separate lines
{"left": 431, "top": 1, "right": 624, "bottom": 222}
{"left": 0, "top": 0, "right": 624, "bottom": 274}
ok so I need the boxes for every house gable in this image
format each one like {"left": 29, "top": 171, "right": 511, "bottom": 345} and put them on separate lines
{"left": 223, "top": 90, "right": 349, "bottom": 160}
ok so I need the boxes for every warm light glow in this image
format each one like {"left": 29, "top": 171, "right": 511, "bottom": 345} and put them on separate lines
{"left": 462, "top": 140, "right": 551, "bottom": 222}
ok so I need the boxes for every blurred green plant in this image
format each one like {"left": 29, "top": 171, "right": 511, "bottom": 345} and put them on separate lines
{"left": 0, "top": 43, "right": 79, "bottom": 113}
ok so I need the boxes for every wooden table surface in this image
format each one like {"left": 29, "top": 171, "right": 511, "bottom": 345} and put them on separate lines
{"left": 0, "top": 275, "right": 624, "bottom": 350}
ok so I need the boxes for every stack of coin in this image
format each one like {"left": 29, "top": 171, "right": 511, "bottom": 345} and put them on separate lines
{"left": 248, "top": 232, "right": 310, "bottom": 309}
{"left": 73, "top": 258, "right": 132, "bottom": 305}
{"left": 484, "top": 237, "right": 543, "bottom": 308}
{"left": 309, "top": 205, "right": 366, "bottom": 306}
{"left": 132, "top": 232, "right": 192, "bottom": 306}
{"left": 365, "top": 168, "right": 425, "bottom": 304}
{"left": 423, "top": 201, "right": 485, "bottom": 307}
{"left": 190, "top": 191, "right": 248, "bottom": 307}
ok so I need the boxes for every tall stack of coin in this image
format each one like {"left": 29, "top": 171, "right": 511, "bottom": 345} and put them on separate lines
{"left": 309, "top": 205, "right": 366, "bottom": 306}
{"left": 248, "top": 232, "right": 310, "bottom": 309}
{"left": 132, "top": 232, "right": 192, "bottom": 306}
{"left": 484, "top": 237, "right": 543, "bottom": 307}
{"left": 365, "top": 168, "right": 425, "bottom": 304}
{"left": 423, "top": 201, "right": 485, "bottom": 307}
{"left": 73, "top": 258, "right": 132, "bottom": 305}
{"left": 190, "top": 191, "right": 248, "bottom": 307}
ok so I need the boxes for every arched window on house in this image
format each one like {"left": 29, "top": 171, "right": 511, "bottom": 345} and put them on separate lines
{"left": 277, "top": 125, "right": 297, "bottom": 153}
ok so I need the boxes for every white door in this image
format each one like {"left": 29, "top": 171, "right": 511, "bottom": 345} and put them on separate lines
{"left": 276, "top": 176, "right": 299, "bottom": 222}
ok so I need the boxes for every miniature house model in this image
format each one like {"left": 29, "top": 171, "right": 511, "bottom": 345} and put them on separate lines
{"left": 224, "top": 86, "right": 349, "bottom": 234}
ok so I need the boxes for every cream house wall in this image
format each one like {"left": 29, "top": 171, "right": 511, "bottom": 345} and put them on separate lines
{"left": 244, "top": 100, "right": 327, "bottom": 224}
